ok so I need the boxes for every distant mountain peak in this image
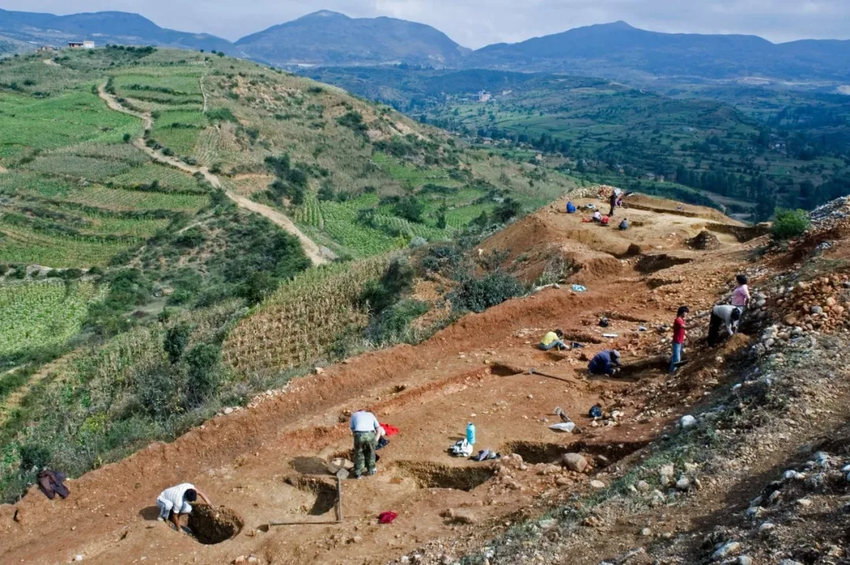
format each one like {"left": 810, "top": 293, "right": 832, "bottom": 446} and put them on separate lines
{"left": 605, "top": 20, "right": 636, "bottom": 30}
{"left": 299, "top": 10, "right": 349, "bottom": 20}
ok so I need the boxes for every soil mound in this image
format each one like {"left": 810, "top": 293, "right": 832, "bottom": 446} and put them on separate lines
{"left": 689, "top": 230, "right": 721, "bottom": 250}
{"left": 188, "top": 505, "right": 244, "bottom": 545}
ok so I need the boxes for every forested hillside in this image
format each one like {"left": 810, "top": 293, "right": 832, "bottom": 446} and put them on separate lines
{"left": 306, "top": 66, "right": 850, "bottom": 219}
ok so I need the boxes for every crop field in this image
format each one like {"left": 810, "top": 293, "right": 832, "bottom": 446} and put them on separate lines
{"left": 223, "top": 256, "right": 391, "bottom": 373}
{"left": 372, "top": 152, "right": 460, "bottom": 189}
{"left": 60, "top": 185, "right": 209, "bottom": 212}
{"left": 23, "top": 154, "right": 136, "bottom": 182}
{"left": 317, "top": 201, "right": 403, "bottom": 257}
{"left": 0, "top": 280, "right": 104, "bottom": 358}
{"left": 0, "top": 90, "right": 142, "bottom": 158}
{"left": 0, "top": 221, "right": 138, "bottom": 267}
{"left": 107, "top": 163, "right": 206, "bottom": 192}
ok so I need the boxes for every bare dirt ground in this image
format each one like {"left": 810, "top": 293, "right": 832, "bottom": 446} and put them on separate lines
{"left": 0, "top": 193, "right": 785, "bottom": 565}
{"left": 96, "top": 84, "right": 329, "bottom": 266}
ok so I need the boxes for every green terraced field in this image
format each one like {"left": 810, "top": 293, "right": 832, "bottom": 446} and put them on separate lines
{"left": 61, "top": 185, "right": 209, "bottom": 212}
{"left": 0, "top": 222, "right": 136, "bottom": 267}
{"left": 0, "top": 280, "right": 105, "bottom": 358}
{"left": 107, "top": 163, "right": 207, "bottom": 192}
{"left": 0, "top": 90, "right": 142, "bottom": 158}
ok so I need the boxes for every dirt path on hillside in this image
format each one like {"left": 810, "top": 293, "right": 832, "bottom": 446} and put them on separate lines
{"left": 42, "top": 59, "right": 60, "bottom": 67}
{"left": 0, "top": 165, "right": 7, "bottom": 174}
{"left": 226, "top": 191, "right": 332, "bottom": 263}
{"left": 96, "top": 83, "right": 328, "bottom": 265}
{"left": 0, "top": 200, "right": 768, "bottom": 564}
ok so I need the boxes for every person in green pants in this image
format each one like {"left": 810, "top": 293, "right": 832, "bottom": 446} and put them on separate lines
{"left": 349, "top": 409, "right": 380, "bottom": 478}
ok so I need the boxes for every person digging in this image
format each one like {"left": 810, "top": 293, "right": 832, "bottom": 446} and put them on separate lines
{"left": 588, "top": 349, "right": 621, "bottom": 376}
{"left": 156, "top": 483, "right": 212, "bottom": 533}
{"left": 708, "top": 304, "right": 742, "bottom": 347}
{"left": 350, "top": 409, "right": 381, "bottom": 478}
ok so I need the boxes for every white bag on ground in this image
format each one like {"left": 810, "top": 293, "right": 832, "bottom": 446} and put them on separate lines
{"left": 549, "top": 422, "right": 577, "bottom": 433}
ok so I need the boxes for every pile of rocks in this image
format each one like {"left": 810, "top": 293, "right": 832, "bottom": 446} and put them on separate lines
{"left": 775, "top": 275, "right": 850, "bottom": 333}
{"left": 809, "top": 196, "right": 850, "bottom": 230}
{"left": 688, "top": 230, "right": 721, "bottom": 250}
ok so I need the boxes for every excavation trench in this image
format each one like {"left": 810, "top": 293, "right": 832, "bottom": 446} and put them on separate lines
{"left": 285, "top": 476, "right": 339, "bottom": 516}
{"left": 635, "top": 254, "right": 693, "bottom": 273}
{"left": 502, "top": 440, "right": 650, "bottom": 466}
{"left": 187, "top": 505, "right": 244, "bottom": 545}
{"left": 395, "top": 461, "right": 496, "bottom": 491}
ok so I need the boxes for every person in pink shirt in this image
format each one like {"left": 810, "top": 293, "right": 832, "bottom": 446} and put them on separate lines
{"left": 732, "top": 274, "right": 750, "bottom": 312}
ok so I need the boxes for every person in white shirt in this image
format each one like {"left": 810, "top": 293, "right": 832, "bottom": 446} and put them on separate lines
{"left": 349, "top": 410, "right": 380, "bottom": 478}
{"left": 156, "top": 483, "right": 212, "bottom": 532}
{"left": 708, "top": 304, "right": 741, "bottom": 347}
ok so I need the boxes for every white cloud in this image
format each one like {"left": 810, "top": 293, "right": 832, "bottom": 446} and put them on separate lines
{"left": 2, "top": 0, "right": 848, "bottom": 46}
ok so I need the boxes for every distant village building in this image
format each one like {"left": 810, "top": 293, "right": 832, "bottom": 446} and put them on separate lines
{"left": 478, "top": 91, "right": 492, "bottom": 103}
{"left": 68, "top": 41, "right": 95, "bottom": 49}
{"left": 38, "top": 45, "right": 57, "bottom": 52}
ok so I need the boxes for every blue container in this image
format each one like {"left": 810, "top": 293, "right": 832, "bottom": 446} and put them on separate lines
{"left": 466, "top": 422, "right": 476, "bottom": 445}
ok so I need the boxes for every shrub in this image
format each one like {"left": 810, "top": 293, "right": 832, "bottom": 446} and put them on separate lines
{"left": 360, "top": 257, "right": 414, "bottom": 314}
{"left": 451, "top": 273, "right": 524, "bottom": 313}
{"left": 164, "top": 322, "right": 192, "bottom": 364}
{"left": 173, "top": 227, "right": 205, "bottom": 248}
{"left": 133, "top": 358, "right": 183, "bottom": 422}
{"left": 493, "top": 198, "right": 523, "bottom": 224}
{"left": 772, "top": 208, "right": 810, "bottom": 240}
{"left": 240, "top": 271, "right": 279, "bottom": 305}
{"left": 337, "top": 111, "right": 367, "bottom": 136}
{"left": 207, "top": 108, "right": 237, "bottom": 123}
{"left": 394, "top": 196, "right": 424, "bottom": 223}
{"left": 18, "top": 444, "right": 51, "bottom": 472}
{"left": 184, "top": 344, "right": 222, "bottom": 407}
{"left": 367, "top": 299, "right": 429, "bottom": 344}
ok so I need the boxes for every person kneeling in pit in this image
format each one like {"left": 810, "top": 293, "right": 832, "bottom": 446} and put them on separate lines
{"left": 156, "top": 483, "right": 212, "bottom": 533}
{"left": 588, "top": 350, "right": 621, "bottom": 376}
{"left": 539, "top": 329, "right": 567, "bottom": 351}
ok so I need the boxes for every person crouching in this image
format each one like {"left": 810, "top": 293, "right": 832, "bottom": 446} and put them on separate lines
{"left": 588, "top": 350, "right": 621, "bottom": 376}
{"left": 539, "top": 329, "right": 567, "bottom": 351}
{"left": 156, "top": 483, "right": 211, "bottom": 532}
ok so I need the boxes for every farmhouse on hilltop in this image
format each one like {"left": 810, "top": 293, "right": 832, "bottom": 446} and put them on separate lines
{"left": 68, "top": 40, "right": 95, "bottom": 49}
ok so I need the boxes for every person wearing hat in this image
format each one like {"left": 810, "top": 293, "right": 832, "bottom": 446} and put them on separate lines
{"left": 588, "top": 350, "right": 621, "bottom": 376}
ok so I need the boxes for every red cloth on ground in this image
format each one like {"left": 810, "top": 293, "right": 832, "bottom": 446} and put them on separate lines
{"left": 380, "top": 423, "right": 399, "bottom": 436}
{"left": 378, "top": 511, "right": 398, "bottom": 524}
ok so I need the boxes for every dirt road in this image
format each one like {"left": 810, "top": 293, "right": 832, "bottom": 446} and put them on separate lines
{"left": 0, "top": 199, "right": 767, "bottom": 564}
{"left": 96, "top": 83, "right": 328, "bottom": 265}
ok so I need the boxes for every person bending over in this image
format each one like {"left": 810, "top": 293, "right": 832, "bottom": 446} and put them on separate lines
{"left": 350, "top": 409, "right": 380, "bottom": 478}
{"left": 708, "top": 305, "right": 741, "bottom": 347}
{"left": 588, "top": 350, "right": 621, "bottom": 376}
{"left": 156, "top": 483, "right": 212, "bottom": 532}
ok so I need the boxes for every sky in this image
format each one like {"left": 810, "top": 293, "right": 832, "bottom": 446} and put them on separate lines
{"left": 2, "top": 0, "right": 849, "bottom": 48}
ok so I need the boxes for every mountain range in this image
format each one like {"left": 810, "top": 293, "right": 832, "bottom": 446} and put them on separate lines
{"left": 2, "top": 8, "right": 849, "bottom": 83}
